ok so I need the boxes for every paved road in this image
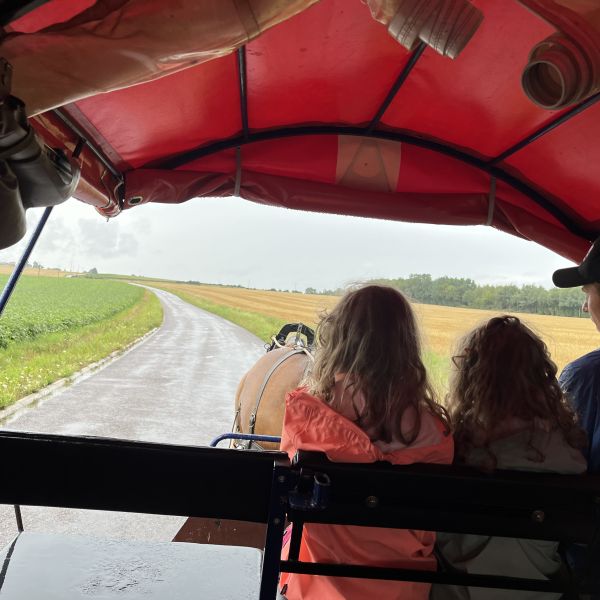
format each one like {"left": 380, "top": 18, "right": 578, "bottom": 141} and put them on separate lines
{"left": 0, "top": 287, "right": 264, "bottom": 548}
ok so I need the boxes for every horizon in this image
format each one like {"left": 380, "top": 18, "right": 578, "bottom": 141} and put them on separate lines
{"left": 0, "top": 197, "right": 577, "bottom": 292}
{"left": 0, "top": 262, "right": 578, "bottom": 295}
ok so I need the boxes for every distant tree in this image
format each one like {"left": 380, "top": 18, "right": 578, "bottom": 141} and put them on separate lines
{"left": 305, "top": 287, "right": 317, "bottom": 295}
{"left": 88, "top": 267, "right": 98, "bottom": 276}
{"left": 368, "top": 274, "right": 586, "bottom": 318}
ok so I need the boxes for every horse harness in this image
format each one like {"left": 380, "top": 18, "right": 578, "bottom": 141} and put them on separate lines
{"left": 233, "top": 346, "right": 310, "bottom": 450}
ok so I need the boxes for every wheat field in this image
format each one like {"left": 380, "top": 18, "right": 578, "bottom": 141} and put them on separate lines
{"left": 155, "top": 283, "right": 598, "bottom": 373}
{"left": 0, "top": 264, "right": 77, "bottom": 278}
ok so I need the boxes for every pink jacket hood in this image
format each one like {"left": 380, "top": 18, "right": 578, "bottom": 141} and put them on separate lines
{"left": 281, "top": 388, "right": 453, "bottom": 466}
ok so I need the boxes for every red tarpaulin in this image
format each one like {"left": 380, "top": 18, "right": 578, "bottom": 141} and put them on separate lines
{"left": 4, "top": 0, "right": 599, "bottom": 261}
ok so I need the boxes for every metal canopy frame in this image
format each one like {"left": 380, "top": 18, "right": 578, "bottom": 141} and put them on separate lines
{"left": 152, "top": 38, "right": 599, "bottom": 243}
{"left": 156, "top": 124, "right": 594, "bottom": 239}
{"left": 366, "top": 42, "right": 427, "bottom": 134}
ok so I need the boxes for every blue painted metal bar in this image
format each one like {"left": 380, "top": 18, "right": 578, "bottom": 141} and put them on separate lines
{"left": 1, "top": 206, "right": 54, "bottom": 535}
{"left": 210, "top": 432, "right": 282, "bottom": 448}
{"left": 0, "top": 205, "right": 53, "bottom": 317}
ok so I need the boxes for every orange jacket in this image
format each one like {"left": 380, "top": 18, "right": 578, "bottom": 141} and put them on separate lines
{"left": 280, "top": 389, "right": 454, "bottom": 600}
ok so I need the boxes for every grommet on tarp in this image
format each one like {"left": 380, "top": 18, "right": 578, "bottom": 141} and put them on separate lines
{"left": 234, "top": 146, "right": 242, "bottom": 197}
{"left": 486, "top": 176, "right": 496, "bottom": 226}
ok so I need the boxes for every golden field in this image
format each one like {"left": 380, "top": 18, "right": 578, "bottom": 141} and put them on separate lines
{"left": 0, "top": 264, "right": 77, "bottom": 278}
{"left": 153, "top": 282, "right": 598, "bottom": 373}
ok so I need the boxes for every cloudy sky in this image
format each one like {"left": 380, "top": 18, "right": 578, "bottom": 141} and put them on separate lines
{"left": 0, "top": 197, "right": 576, "bottom": 292}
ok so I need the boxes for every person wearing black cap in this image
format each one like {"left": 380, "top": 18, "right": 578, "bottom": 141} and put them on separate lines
{"left": 553, "top": 237, "right": 600, "bottom": 595}
{"left": 553, "top": 237, "right": 600, "bottom": 473}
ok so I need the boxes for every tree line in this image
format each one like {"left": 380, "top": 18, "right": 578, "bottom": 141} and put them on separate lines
{"left": 309, "top": 274, "right": 586, "bottom": 317}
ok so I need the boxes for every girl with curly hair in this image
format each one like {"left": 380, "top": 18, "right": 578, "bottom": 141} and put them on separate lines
{"left": 432, "top": 315, "right": 587, "bottom": 600}
{"left": 278, "top": 285, "right": 453, "bottom": 600}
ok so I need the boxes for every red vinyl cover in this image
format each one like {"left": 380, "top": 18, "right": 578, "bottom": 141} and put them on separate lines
{"left": 7, "top": 0, "right": 600, "bottom": 262}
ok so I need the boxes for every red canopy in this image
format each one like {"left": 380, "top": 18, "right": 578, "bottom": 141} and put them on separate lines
{"left": 6, "top": 0, "right": 600, "bottom": 262}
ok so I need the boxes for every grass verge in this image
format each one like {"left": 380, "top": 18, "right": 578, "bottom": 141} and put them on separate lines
{"left": 0, "top": 289, "right": 163, "bottom": 409}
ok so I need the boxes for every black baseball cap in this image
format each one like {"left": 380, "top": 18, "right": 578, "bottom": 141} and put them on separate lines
{"left": 553, "top": 237, "right": 600, "bottom": 288}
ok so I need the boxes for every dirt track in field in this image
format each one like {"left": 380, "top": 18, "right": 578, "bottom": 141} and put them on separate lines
{"left": 0, "top": 287, "right": 264, "bottom": 549}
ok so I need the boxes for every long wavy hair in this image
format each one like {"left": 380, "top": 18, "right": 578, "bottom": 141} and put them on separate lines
{"left": 449, "top": 315, "right": 586, "bottom": 464}
{"left": 303, "top": 285, "right": 449, "bottom": 444}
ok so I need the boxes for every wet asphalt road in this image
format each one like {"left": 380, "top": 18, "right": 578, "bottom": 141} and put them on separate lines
{"left": 0, "top": 287, "right": 264, "bottom": 548}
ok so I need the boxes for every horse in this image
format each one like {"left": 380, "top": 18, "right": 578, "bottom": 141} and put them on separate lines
{"left": 231, "top": 322, "right": 314, "bottom": 450}
{"left": 173, "top": 323, "right": 314, "bottom": 546}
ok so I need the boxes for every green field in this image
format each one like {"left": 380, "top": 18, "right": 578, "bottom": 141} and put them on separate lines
{"left": 0, "top": 276, "right": 144, "bottom": 349}
{"left": 0, "top": 276, "right": 163, "bottom": 407}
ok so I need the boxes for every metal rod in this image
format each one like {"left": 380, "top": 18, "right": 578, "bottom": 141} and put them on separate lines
{"left": 0, "top": 206, "right": 53, "bottom": 317}
{"left": 279, "top": 560, "right": 582, "bottom": 593}
{"left": 210, "top": 432, "right": 281, "bottom": 448}
{"left": 154, "top": 125, "right": 593, "bottom": 241}
{"left": 13, "top": 505, "right": 23, "bottom": 532}
{"left": 237, "top": 47, "right": 249, "bottom": 140}
{"left": 490, "top": 91, "right": 600, "bottom": 165}
{"left": 52, "top": 109, "right": 123, "bottom": 183}
{"left": 366, "top": 42, "right": 427, "bottom": 134}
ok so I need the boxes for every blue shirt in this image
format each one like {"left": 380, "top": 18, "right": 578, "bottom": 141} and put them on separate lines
{"left": 559, "top": 348, "right": 600, "bottom": 473}
{"left": 560, "top": 350, "right": 600, "bottom": 590}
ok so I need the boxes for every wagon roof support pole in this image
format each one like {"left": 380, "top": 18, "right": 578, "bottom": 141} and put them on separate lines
{"left": 366, "top": 42, "right": 427, "bottom": 135}
{"left": 237, "top": 47, "right": 249, "bottom": 141}
{"left": 489, "top": 91, "right": 600, "bottom": 165}
{"left": 0, "top": 206, "right": 53, "bottom": 317}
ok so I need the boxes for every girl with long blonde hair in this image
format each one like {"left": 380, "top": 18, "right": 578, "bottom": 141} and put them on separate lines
{"left": 279, "top": 285, "right": 453, "bottom": 600}
{"left": 432, "top": 315, "right": 587, "bottom": 600}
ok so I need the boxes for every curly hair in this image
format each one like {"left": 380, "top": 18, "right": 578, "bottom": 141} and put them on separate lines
{"left": 303, "top": 285, "right": 449, "bottom": 445}
{"left": 449, "top": 315, "right": 586, "bottom": 465}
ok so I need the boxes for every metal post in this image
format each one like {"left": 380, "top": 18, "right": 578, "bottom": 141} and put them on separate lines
{"left": 0, "top": 205, "right": 53, "bottom": 317}
{"left": 259, "top": 458, "right": 289, "bottom": 600}
{"left": 0, "top": 207, "right": 52, "bottom": 533}
{"left": 12, "top": 505, "right": 23, "bottom": 532}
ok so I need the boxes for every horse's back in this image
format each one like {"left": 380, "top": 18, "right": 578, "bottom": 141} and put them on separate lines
{"left": 235, "top": 346, "right": 308, "bottom": 450}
